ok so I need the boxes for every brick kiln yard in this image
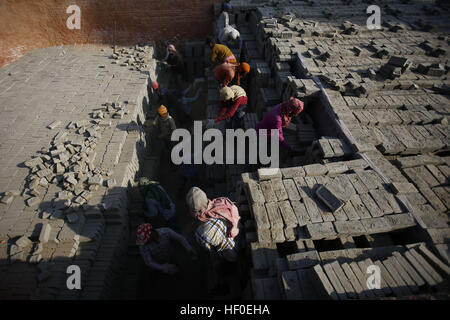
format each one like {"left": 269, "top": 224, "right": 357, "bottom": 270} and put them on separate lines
{"left": 0, "top": 0, "right": 450, "bottom": 300}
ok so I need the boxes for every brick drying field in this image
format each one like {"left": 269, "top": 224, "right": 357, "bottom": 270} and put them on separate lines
{"left": 212, "top": 0, "right": 450, "bottom": 300}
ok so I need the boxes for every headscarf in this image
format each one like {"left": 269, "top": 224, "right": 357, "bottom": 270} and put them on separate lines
{"left": 136, "top": 223, "right": 152, "bottom": 245}
{"left": 168, "top": 44, "right": 176, "bottom": 52}
{"left": 236, "top": 62, "right": 250, "bottom": 85}
{"left": 280, "top": 97, "right": 304, "bottom": 127}
{"left": 223, "top": 3, "right": 232, "bottom": 11}
{"left": 186, "top": 187, "right": 240, "bottom": 238}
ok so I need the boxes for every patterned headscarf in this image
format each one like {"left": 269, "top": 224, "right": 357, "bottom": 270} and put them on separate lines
{"left": 136, "top": 223, "right": 152, "bottom": 245}
{"left": 280, "top": 97, "right": 304, "bottom": 127}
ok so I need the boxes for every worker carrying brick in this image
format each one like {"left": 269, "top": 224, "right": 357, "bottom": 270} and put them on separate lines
{"left": 205, "top": 37, "right": 237, "bottom": 75}
{"left": 136, "top": 223, "right": 196, "bottom": 274}
{"left": 138, "top": 177, "right": 177, "bottom": 230}
{"left": 255, "top": 97, "right": 304, "bottom": 151}
{"left": 153, "top": 105, "right": 177, "bottom": 158}
{"left": 215, "top": 85, "right": 248, "bottom": 129}
{"left": 213, "top": 62, "right": 250, "bottom": 87}
{"left": 186, "top": 187, "right": 241, "bottom": 262}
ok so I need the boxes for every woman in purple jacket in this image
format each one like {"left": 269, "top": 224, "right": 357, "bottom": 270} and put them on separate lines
{"left": 255, "top": 97, "right": 304, "bottom": 151}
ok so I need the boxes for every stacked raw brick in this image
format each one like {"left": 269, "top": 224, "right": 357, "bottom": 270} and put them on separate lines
{"left": 228, "top": 0, "right": 450, "bottom": 299}
{"left": 0, "top": 44, "right": 156, "bottom": 299}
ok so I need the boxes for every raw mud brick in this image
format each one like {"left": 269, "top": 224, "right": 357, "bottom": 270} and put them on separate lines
{"left": 257, "top": 229, "right": 272, "bottom": 244}
{"left": 284, "top": 227, "right": 296, "bottom": 241}
{"left": 346, "top": 173, "right": 369, "bottom": 194}
{"left": 280, "top": 166, "right": 305, "bottom": 178}
{"left": 417, "top": 244, "right": 450, "bottom": 275}
{"left": 334, "top": 220, "right": 366, "bottom": 237}
{"left": 360, "top": 193, "right": 384, "bottom": 218}
{"left": 341, "top": 262, "right": 370, "bottom": 299}
{"left": 372, "top": 260, "right": 403, "bottom": 297}
{"left": 381, "top": 188, "right": 404, "bottom": 213}
{"left": 349, "top": 195, "right": 372, "bottom": 219}
{"left": 416, "top": 205, "right": 448, "bottom": 229}
{"left": 302, "top": 196, "right": 323, "bottom": 223}
{"left": 271, "top": 178, "right": 289, "bottom": 201}
{"left": 345, "top": 159, "right": 369, "bottom": 171}
{"left": 325, "top": 162, "right": 349, "bottom": 176}
{"left": 326, "top": 175, "right": 357, "bottom": 202}
{"left": 293, "top": 177, "right": 309, "bottom": 197}
{"left": 432, "top": 187, "right": 450, "bottom": 210}
{"left": 330, "top": 261, "right": 358, "bottom": 299}
{"left": 360, "top": 217, "right": 391, "bottom": 234}
{"left": 306, "top": 222, "right": 337, "bottom": 240}
{"left": 349, "top": 262, "right": 377, "bottom": 299}
{"left": 403, "top": 249, "right": 440, "bottom": 286}
{"left": 419, "top": 187, "right": 447, "bottom": 212}
{"left": 317, "top": 139, "right": 334, "bottom": 158}
{"left": 358, "top": 258, "right": 385, "bottom": 297}
{"left": 278, "top": 200, "right": 298, "bottom": 229}
{"left": 403, "top": 167, "right": 439, "bottom": 189}
{"left": 385, "top": 213, "right": 416, "bottom": 231}
{"left": 369, "top": 190, "right": 394, "bottom": 215}
{"left": 246, "top": 182, "right": 266, "bottom": 204}
{"left": 323, "top": 263, "right": 348, "bottom": 300}
{"left": 341, "top": 200, "right": 360, "bottom": 221}
{"left": 390, "top": 182, "right": 418, "bottom": 194}
{"left": 388, "top": 256, "right": 419, "bottom": 293}
{"left": 260, "top": 181, "right": 277, "bottom": 202}
{"left": 425, "top": 165, "right": 447, "bottom": 185}
{"left": 251, "top": 203, "right": 270, "bottom": 231}
{"left": 281, "top": 271, "right": 303, "bottom": 300}
{"left": 291, "top": 200, "right": 310, "bottom": 227}
{"left": 381, "top": 258, "right": 413, "bottom": 296}
{"left": 265, "top": 202, "right": 285, "bottom": 242}
{"left": 286, "top": 250, "right": 320, "bottom": 270}
{"left": 312, "top": 264, "right": 339, "bottom": 300}
{"left": 357, "top": 170, "right": 383, "bottom": 190}
{"left": 283, "top": 179, "right": 301, "bottom": 201}
{"left": 257, "top": 168, "right": 282, "bottom": 180}
{"left": 404, "top": 192, "right": 427, "bottom": 206}
{"left": 328, "top": 139, "right": 345, "bottom": 157}
{"left": 304, "top": 164, "right": 328, "bottom": 177}
{"left": 391, "top": 252, "right": 426, "bottom": 287}
{"left": 315, "top": 185, "right": 344, "bottom": 213}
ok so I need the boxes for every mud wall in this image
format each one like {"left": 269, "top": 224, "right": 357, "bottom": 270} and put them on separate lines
{"left": 0, "top": 0, "right": 222, "bottom": 67}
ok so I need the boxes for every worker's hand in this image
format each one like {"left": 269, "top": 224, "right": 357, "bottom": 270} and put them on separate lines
{"left": 230, "top": 226, "right": 240, "bottom": 238}
{"left": 162, "top": 263, "right": 179, "bottom": 274}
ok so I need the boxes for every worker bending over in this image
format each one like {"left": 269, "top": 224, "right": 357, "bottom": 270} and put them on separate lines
{"left": 136, "top": 223, "right": 196, "bottom": 274}
{"left": 205, "top": 37, "right": 237, "bottom": 75}
{"left": 215, "top": 85, "right": 248, "bottom": 129}
{"left": 214, "top": 62, "right": 250, "bottom": 87}
{"left": 186, "top": 187, "right": 240, "bottom": 262}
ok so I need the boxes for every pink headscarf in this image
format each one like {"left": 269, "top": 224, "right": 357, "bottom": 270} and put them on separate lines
{"left": 280, "top": 97, "right": 304, "bottom": 127}
{"left": 195, "top": 198, "right": 240, "bottom": 239}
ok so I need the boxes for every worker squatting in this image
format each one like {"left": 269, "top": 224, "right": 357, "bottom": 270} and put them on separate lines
{"left": 170, "top": 120, "right": 281, "bottom": 168}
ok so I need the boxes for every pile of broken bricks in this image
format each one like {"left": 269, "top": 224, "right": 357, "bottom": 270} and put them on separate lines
{"left": 109, "top": 44, "right": 154, "bottom": 72}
